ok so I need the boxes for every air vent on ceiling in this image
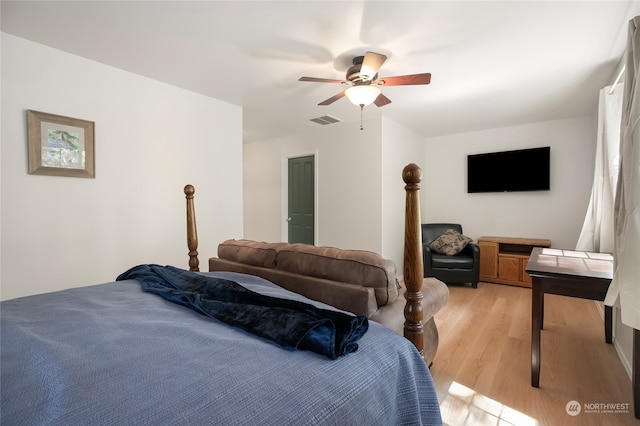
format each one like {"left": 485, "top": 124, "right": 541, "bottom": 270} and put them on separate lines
{"left": 310, "top": 115, "right": 342, "bottom": 125}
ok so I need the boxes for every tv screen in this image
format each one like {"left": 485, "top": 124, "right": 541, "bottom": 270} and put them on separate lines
{"left": 467, "top": 146, "right": 550, "bottom": 193}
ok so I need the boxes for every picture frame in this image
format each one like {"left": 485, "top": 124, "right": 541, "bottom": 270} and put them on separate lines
{"left": 27, "top": 110, "right": 95, "bottom": 178}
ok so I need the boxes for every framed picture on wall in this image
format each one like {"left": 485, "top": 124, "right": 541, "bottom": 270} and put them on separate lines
{"left": 27, "top": 110, "right": 95, "bottom": 178}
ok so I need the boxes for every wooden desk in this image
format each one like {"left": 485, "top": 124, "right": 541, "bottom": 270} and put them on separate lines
{"left": 525, "top": 247, "right": 613, "bottom": 388}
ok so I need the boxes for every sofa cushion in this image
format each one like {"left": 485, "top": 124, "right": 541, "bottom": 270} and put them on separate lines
{"left": 429, "top": 229, "right": 472, "bottom": 256}
{"left": 217, "top": 239, "right": 287, "bottom": 268}
{"left": 276, "top": 244, "right": 400, "bottom": 306}
{"left": 431, "top": 253, "right": 475, "bottom": 269}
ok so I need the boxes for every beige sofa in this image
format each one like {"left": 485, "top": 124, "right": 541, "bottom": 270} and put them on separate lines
{"left": 208, "top": 239, "right": 449, "bottom": 365}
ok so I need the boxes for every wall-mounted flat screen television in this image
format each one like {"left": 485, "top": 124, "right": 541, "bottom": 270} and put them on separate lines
{"left": 467, "top": 146, "right": 550, "bottom": 193}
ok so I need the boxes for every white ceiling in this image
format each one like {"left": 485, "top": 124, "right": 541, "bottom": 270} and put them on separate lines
{"left": 2, "top": 1, "right": 639, "bottom": 143}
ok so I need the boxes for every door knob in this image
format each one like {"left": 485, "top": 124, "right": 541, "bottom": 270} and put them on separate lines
{"left": 286, "top": 217, "right": 292, "bottom": 222}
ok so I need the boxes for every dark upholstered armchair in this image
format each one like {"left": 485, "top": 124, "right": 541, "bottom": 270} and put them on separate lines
{"left": 421, "top": 223, "right": 480, "bottom": 288}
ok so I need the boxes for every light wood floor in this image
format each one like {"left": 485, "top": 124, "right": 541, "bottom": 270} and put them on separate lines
{"left": 430, "top": 282, "right": 638, "bottom": 426}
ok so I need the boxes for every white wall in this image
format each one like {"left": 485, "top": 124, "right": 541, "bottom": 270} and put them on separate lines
{"left": 244, "top": 115, "right": 597, "bottom": 268}
{"left": 244, "top": 118, "right": 383, "bottom": 252}
{"left": 1, "top": 34, "right": 244, "bottom": 300}
{"left": 422, "top": 116, "right": 597, "bottom": 249}
{"left": 381, "top": 117, "right": 427, "bottom": 271}
{"left": 243, "top": 115, "right": 426, "bottom": 271}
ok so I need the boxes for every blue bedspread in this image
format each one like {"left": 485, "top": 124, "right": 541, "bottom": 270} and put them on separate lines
{"left": 116, "top": 264, "right": 368, "bottom": 359}
{"left": 1, "top": 271, "right": 443, "bottom": 425}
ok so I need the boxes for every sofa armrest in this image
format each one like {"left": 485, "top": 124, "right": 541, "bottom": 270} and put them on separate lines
{"left": 368, "top": 296, "right": 405, "bottom": 334}
{"left": 369, "top": 278, "right": 449, "bottom": 334}
{"left": 462, "top": 241, "right": 480, "bottom": 260}
{"left": 422, "top": 244, "right": 434, "bottom": 278}
{"left": 463, "top": 242, "right": 481, "bottom": 283}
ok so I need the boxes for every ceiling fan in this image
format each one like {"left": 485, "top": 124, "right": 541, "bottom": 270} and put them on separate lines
{"left": 299, "top": 51, "right": 431, "bottom": 109}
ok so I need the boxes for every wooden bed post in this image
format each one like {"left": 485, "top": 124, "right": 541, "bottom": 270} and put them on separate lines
{"left": 184, "top": 184, "right": 200, "bottom": 272}
{"left": 402, "top": 164, "right": 425, "bottom": 359}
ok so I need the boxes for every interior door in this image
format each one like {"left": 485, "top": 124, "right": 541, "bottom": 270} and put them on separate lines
{"left": 288, "top": 155, "right": 314, "bottom": 244}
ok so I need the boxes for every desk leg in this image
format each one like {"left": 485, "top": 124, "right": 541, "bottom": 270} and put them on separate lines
{"left": 541, "top": 292, "right": 544, "bottom": 330}
{"left": 604, "top": 305, "right": 612, "bottom": 344}
{"left": 531, "top": 279, "right": 542, "bottom": 387}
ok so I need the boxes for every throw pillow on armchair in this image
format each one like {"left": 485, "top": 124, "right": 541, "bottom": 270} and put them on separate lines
{"left": 429, "top": 229, "right": 473, "bottom": 255}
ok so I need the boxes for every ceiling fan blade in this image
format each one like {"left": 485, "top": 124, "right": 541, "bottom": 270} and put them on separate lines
{"left": 318, "top": 91, "right": 346, "bottom": 106}
{"left": 374, "top": 93, "right": 392, "bottom": 107}
{"left": 299, "top": 76, "right": 345, "bottom": 84}
{"left": 360, "top": 51, "right": 387, "bottom": 81}
{"left": 376, "top": 73, "right": 431, "bottom": 86}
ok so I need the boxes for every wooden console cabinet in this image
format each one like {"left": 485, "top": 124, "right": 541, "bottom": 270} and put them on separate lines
{"left": 478, "top": 236, "right": 551, "bottom": 288}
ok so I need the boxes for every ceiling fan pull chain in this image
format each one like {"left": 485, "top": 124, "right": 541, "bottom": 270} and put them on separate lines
{"left": 360, "top": 104, "right": 364, "bottom": 130}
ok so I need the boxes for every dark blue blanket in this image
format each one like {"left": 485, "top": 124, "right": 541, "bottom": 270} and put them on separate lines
{"left": 116, "top": 265, "right": 368, "bottom": 359}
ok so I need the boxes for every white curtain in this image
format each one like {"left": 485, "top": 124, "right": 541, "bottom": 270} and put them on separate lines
{"left": 605, "top": 16, "right": 640, "bottom": 331}
{"left": 575, "top": 83, "right": 623, "bottom": 253}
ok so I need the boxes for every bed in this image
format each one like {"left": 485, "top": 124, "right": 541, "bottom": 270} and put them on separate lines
{"left": 1, "top": 164, "right": 443, "bottom": 425}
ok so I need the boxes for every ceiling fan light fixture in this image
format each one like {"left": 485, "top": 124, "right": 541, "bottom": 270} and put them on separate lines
{"left": 345, "top": 85, "right": 381, "bottom": 107}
